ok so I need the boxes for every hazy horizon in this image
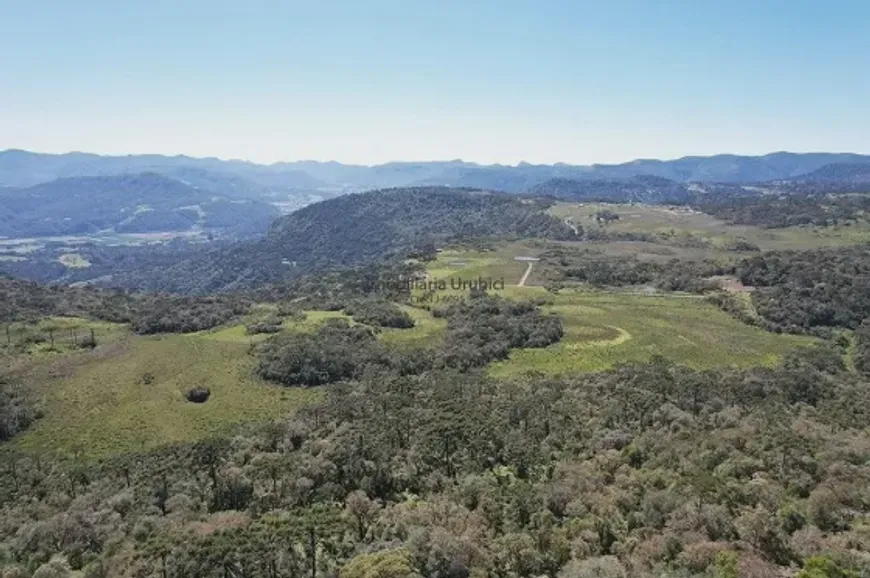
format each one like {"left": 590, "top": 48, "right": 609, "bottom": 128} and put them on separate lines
{"left": 5, "top": 147, "right": 870, "bottom": 170}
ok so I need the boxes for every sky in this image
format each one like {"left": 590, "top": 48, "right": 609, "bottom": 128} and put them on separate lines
{"left": 1, "top": 0, "right": 869, "bottom": 166}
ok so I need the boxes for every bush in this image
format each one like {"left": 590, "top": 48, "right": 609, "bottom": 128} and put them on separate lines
{"left": 246, "top": 315, "right": 284, "bottom": 335}
{"left": 797, "top": 556, "right": 859, "bottom": 578}
{"left": 276, "top": 302, "right": 307, "bottom": 321}
{"left": 341, "top": 548, "right": 421, "bottom": 578}
{"left": 185, "top": 387, "right": 211, "bottom": 403}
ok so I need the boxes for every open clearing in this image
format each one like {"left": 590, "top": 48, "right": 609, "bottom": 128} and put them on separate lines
{"left": 427, "top": 244, "right": 532, "bottom": 285}
{"left": 2, "top": 316, "right": 127, "bottom": 355}
{"left": 423, "top": 243, "right": 552, "bottom": 293}
{"left": 420, "top": 248, "right": 816, "bottom": 376}
{"left": 8, "top": 306, "right": 442, "bottom": 458}
{"left": 379, "top": 305, "right": 447, "bottom": 349}
{"left": 11, "top": 333, "right": 320, "bottom": 459}
{"left": 489, "top": 290, "right": 815, "bottom": 376}
{"left": 549, "top": 202, "right": 870, "bottom": 251}
{"left": 6, "top": 295, "right": 814, "bottom": 459}
{"left": 200, "top": 310, "right": 353, "bottom": 343}
{"left": 58, "top": 253, "right": 91, "bottom": 268}
{"left": 7, "top": 237, "right": 819, "bottom": 459}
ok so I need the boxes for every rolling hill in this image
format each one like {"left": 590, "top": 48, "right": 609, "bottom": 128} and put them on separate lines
{"left": 793, "top": 161, "right": 870, "bottom": 183}
{"left": 529, "top": 175, "right": 693, "bottom": 204}
{"left": 116, "top": 187, "right": 580, "bottom": 293}
{"left": 0, "top": 172, "right": 280, "bottom": 237}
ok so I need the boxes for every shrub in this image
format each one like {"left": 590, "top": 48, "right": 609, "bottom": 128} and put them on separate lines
{"left": 276, "top": 302, "right": 307, "bottom": 321}
{"left": 185, "top": 387, "right": 211, "bottom": 403}
{"left": 797, "top": 556, "right": 859, "bottom": 578}
{"left": 246, "top": 315, "right": 284, "bottom": 335}
{"left": 343, "top": 299, "right": 415, "bottom": 329}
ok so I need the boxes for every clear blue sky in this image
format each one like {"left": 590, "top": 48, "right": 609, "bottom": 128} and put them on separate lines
{"left": 1, "top": 0, "right": 868, "bottom": 165}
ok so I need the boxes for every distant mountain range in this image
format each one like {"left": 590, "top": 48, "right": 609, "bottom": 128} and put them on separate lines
{"left": 3, "top": 150, "right": 870, "bottom": 194}
{"left": 2, "top": 149, "right": 870, "bottom": 240}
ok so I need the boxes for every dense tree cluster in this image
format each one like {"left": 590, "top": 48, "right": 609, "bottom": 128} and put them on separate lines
{"left": 695, "top": 193, "right": 870, "bottom": 228}
{"left": 2, "top": 347, "right": 870, "bottom": 577}
{"left": 256, "top": 320, "right": 394, "bottom": 387}
{"left": 343, "top": 299, "right": 415, "bottom": 329}
{"left": 256, "top": 294, "right": 563, "bottom": 387}
{"left": 275, "top": 303, "right": 307, "bottom": 321}
{"left": 0, "top": 278, "right": 133, "bottom": 324}
{"left": 0, "top": 239, "right": 221, "bottom": 288}
{"left": 530, "top": 176, "right": 692, "bottom": 204}
{"left": 245, "top": 314, "right": 285, "bottom": 335}
{"left": 0, "top": 278, "right": 251, "bottom": 335}
{"left": 737, "top": 245, "right": 870, "bottom": 333}
{"left": 250, "top": 262, "right": 424, "bottom": 309}
{"left": 541, "top": 247, "right": 727, "bottom": 293}
{"left": 704, "top": 291, "right": 760, "bottom": 327}
{"left": 433, "top": 292, "right": 563, "bottom": 370}
{"left": 128, "top": 295, "right": 250, "bottom": 334}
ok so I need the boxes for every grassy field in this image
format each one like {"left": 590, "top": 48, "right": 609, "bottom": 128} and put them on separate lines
{"left": 420, "top": 243, "right": 551, "bottom": 297}
{"left": 426, "top": 245, "right": 533, "bottom": 285}
{"left": 7, "top": 304, "right": 440, "bottom": 458}
{"left": 379, "top": 305, "right": 447, "bottom": 349}
{"left": 417, "top": 247, "right": 816, "bottom": 376}
{"left": 58, "top": 253, "right": 91, "bottom": 268}
{"left": 549, "top": 202, "right": 870, "bottom": 251}
{"left": 4, "top": 231, "right": 822, "bottom": 460}
{"left": 12, "top": 333, "right": 320, "bottom": 459}
{"left": 2, "top": 316, "right": 127, "bottom": 355}
{"left": 200, "top": 310, "right": 352, "bottom": 343}
{"left": 489, "top": 290, "right": 815, "bottom": 377}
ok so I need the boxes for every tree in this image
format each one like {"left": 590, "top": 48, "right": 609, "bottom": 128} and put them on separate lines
{"left": 346, "top": 490, "right": 382, "bottom": 541}
{"left": 558, "top": 556, "right": 627, "bottom": 578}
{"left": 340, "top": 549, "right": 422, "bottom": 578}
{"left": 796, "top": 556, "right": 859, "bottom": 578}
{"left": 714, "top": 551, "right": 740, "bottom": 578}
{"left": 32, "top": 557, "right": 73, "bottom": 578}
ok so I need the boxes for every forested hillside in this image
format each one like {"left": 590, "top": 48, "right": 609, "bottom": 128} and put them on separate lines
{"left": 117, "top": 187, "right": 580, "bottom": 294}
{"left": 695, "top": 192, "right": 870, "bottom": 228}
{"left": 530, "top": 176, "right": 692, "bottom": 204}
{"left": 265, "top": 187, "right": 578, "bottom": 264}
{"left": 737, "top": 245, "right": 870, "bottom": 333}
{"left": 793, "top": 162, "right": 870, "bottom": 183}
{"left": 3, "top": 343, "right": 870, "bottom": 577}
